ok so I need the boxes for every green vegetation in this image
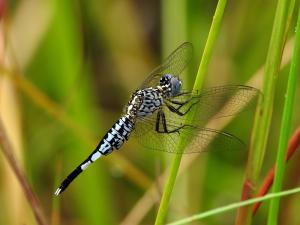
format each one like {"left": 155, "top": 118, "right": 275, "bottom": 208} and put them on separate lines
{"left": 168, "top": 186, "right": 300, "bottom": 225}
{"left": 0, "top": 1, "right": 300, "bottom": 225}
{"left": 155, "top": 1, "right": 227, "bottom": 224}
{"left": 268, "top": 3, "right": 300, "bottom": 225}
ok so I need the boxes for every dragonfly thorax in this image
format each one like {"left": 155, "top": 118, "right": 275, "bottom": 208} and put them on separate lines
{"left": 125, "top": 90, "right": 144, "bottom": 122}
{"left": 159, "top": 74, "right": 182, "bottom": 97}
{"left": 126, "top": 88, "right": 164, "bottom": 121}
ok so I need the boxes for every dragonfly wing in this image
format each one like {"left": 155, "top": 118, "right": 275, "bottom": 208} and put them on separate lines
{"left": 164, "top": 85, "right": 260, "bottom": 127}
{"left": 133, "top": 114, "right": 244, "bottom": 153}
{"left": 132, "top": 111, "right": 181, "bottom": 152}
{"left": 179, "top": 126, "right": 244, "bottom": 153}
{"left": 140, "top": 42, "right": 193, "bottom": 89}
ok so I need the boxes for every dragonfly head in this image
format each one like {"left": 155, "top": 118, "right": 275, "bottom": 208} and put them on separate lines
{"left": 160, "top": 74, "right": 182, "bottom": 97}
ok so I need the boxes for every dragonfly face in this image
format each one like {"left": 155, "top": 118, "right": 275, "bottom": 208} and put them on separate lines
{"left": 159, "top": 74, "right": 182, "bottom": 97}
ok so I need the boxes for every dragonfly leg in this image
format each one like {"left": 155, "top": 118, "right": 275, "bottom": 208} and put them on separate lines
{"left": 165, "top": 100, "right": 199, "bottom": 116}
{"left": 168, "top": 98, "right": 192, "bottom": 106}
{"left": 155, "top": 110, "right": 188, "bottom": 134}
{"left": 170, "top": 92, "right": 193, "bottom": 106}
{"left": 174, "top": 91, "right": 191, "bottom": 97}
{"left": 155, "top": 110, "right": 162, "bottom": 132}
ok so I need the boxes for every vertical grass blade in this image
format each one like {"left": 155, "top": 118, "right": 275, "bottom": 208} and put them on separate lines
{"left": 267, "top": 5, "right": 300, "bottom": 225}
{"left": 248, "top": 0, "right": 291, "bottom": 183}
{"left": 235, "top": 0, "right": 291, "bottom": 223}
{"left": 154, "top": 1, "right": 227, "bottom": 224}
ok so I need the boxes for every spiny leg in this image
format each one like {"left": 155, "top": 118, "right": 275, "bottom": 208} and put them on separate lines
{"left": 168, "top": 92, "right": 193, "bottom": 107}
{"left": 168, "top": 98, "right": 192, "bottom": 106}
{"left": 161, "top": 110, "right": 168, "bottom": 132}
{"left": 174, "top": 91, "right": 192, "bottom": 97}
{"left": 165, "top": 100, "right": 199, "bottom": 116}
{"left": 155, "top": 110, "right": 162, "bottom": 132}
{"left": 155, "top": 110, "right": 187, "bottom": 134}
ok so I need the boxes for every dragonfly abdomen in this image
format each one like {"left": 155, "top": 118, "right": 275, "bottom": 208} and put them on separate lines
{"left": 100, "top": 116, "right": 134, "bottom": 152}
{"left": 54, "top": 116, "right": 134, "bottom": 195}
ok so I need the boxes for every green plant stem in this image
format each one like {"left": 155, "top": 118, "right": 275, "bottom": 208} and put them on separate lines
{"left": 236, "top": 0, "right": 291, "bottom": 223}
{"left": 167, "top": 186, "right": 300, "bottom": 225}
{"left": 248, "top": 0, "right": 291, "bottom": 184}
{"left": 267, "top": 5, "right": 300, "bottom": 225}
{"left": 154, "top": 1, "right": 227, "bottom": 224}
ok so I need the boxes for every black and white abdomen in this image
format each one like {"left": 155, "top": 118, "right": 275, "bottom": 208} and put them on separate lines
{"left": 137, "top": 88, "right": 163, "bottom": 117}
{"left": 54, "top": 116, "right": 134, "bottom": 195}
{"left": 94, "top": 116, "right": 134, "bottom": 156}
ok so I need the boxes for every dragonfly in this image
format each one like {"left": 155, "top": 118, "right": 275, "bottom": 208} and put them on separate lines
{"left": 54, "top": 42, "right": 259, "bottom": 195}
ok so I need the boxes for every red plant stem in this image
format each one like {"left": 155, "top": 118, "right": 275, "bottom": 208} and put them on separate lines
{"left": 0, "top": 119, "right": 48, "bottom": 225}
{"left": 0, "top": 0, "right": 5, "bottom": 19}
{"left": 252, "top": 127, "right": 300, "bottom": 215}
{"left": 235, "top": 177, "right": 255, "bottom": 225}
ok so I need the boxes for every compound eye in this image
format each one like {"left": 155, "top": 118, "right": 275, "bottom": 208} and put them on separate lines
{"left": 163, "top": 74, "right": 172, "bottom": 79}
{"left": 170, "top": 77, "right": 182, "bottom": 96}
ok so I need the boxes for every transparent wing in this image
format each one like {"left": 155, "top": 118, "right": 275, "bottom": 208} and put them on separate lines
{"left": 163, "top": 85, "right": 260, "bottom": 127}
{"left": 133, "top": 115, "right": 244, "bottom": 153}
{"left": 132, "top": 85, "right": 259, "bottom": 153}
{"left": 140, "top": 42, "right": 193, "bottom": 89}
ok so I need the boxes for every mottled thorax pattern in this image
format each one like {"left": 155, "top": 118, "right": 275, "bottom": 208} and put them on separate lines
{"left": 137, "top": 88, "right": 163, "bottom": 117}
{"left": 125, "top": 88, "right": 164, "bottom": 120}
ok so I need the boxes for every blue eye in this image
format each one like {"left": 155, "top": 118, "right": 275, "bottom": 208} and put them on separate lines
{"left": 164, "top": 74, "right": 172, "bottom": 79}
{"left": 170, "top": 78, "right": 182, "bottom": 96}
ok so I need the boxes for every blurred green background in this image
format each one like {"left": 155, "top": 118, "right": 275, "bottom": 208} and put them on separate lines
{"left": 0, "top": 0, "right": 300, "bottom": 225}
